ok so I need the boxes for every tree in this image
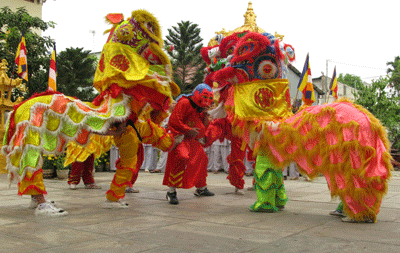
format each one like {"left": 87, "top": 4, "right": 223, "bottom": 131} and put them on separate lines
{"left": 0, "top": 7, "right": 55, "bottom": 98}
{"left": 386, "top": 56, "right": 400, "bottom": 95}
{"left": 337, "top": 73, "right": 364, "bottom": 90}
{"left": 56, "top": 47, "right": 97, "bottom": 101}
{"left": 353, "top": 76, "right": 400, "bottom": 150}
{"left": 164, "top": 21, "right": 206, "bottom": 94}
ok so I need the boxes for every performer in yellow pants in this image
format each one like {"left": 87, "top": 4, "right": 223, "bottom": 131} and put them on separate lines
{"left": 103, "top": 115, "right": 173, "bottom": 208}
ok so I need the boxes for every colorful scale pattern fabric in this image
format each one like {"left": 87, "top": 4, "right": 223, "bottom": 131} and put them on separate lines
{"left": 248, "top": 99, "right": 392, "bottom": 221}
{"left": 1, "top": 93, "right": 131, "bottom": 180}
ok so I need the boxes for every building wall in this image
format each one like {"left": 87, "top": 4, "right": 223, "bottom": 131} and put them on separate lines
{"left": 287, "top": 68, "right": 300, "bottom": 100}
{"left": 313, "top": 76, "right": 356, "bottom": 104}
{"left": 0, "top": 0, "right": 45, "bottom": 35}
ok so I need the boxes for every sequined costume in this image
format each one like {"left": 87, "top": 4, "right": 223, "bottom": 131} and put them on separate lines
{"left": 2, "top": 10, "right": 179, "bottom": 212}
{"left": 202, "top": 30, "right": 392, "bottom": 221}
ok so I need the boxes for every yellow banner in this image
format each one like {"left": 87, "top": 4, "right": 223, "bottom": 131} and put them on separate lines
{"left": 234, "top": 79, "right": 292, "bottom": 121}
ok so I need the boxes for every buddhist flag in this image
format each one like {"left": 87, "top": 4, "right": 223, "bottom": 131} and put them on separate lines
{"left": 48, "top": 44, "right": 57, "bottom": 91}
{"left": 15, "top": 35, "right": 28, "bottom": 81}
{"left": 297, "top": 53, "right": 315, "bottom": 106}
{"left": 329, "top": 66, "right": 338, "bottom": 100}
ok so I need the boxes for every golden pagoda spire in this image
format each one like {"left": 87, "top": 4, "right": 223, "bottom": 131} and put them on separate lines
{"left": 244, "top": 2, "right": 257, "bottom": 27}
{"left": 208, "top": 1, "right": 265, "bottom": 46}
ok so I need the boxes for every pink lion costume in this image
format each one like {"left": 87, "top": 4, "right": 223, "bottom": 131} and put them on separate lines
{"left": 202, "top": 31, "right": 392, "bottom": 222}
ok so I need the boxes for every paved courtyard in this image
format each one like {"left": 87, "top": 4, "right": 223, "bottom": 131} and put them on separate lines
{"left": 0, "top": 170, "right": 399, "bottom": 253}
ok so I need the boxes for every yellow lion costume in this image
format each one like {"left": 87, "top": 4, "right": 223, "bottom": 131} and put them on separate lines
{"left": 2, "top": 10, "right": 179, "bottom": 214}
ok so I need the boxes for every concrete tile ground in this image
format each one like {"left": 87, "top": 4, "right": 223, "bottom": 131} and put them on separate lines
{"left": 0, "top": 171, "right": 399, "bottom": 253}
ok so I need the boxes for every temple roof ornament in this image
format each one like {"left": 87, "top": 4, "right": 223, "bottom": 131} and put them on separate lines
{"left": 274, "top": 32, "right": 285, "bottom": 41}
{"left": 208, "top": 2, "right": 284, "bottom": 46}
{"left": 243, "top": 1, "right": 257, "bottom": 27}
{"left": 208, "top": 2, "right": 266, "bottom": 46}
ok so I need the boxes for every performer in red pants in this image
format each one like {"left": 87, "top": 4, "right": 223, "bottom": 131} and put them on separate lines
{"left": 68, "top": 154, "right": 101, "bottom": 190}
{"left": 163, "top": 84, "right": 215, "bottom": 205}
{"left": 205, "top": 118, "right": 247, "bottom": 195}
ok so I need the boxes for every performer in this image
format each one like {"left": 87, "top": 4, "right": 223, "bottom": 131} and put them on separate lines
{"left": 102, "top": 106, "right": 173, "bottom": 208}
{"left": 163, "top": 84, "right": 215, "bottom": 205}
{"left": 205, "top": 118, "right": 247, "bottom": 195}
{"left": 201, "top": 31, "right": 392, "bottom": 222}
{"left": 2, "top": 9, "right": 180, "bottom": 216}
{"left": 250, "top": 152, "right": 287, "bottom": 212}
{"left": 152, "top": 100, "right": 176, "bottom": 173}
{"left": 68, "top": 154, "right": 101, "bottom": 190}
{"left": 200, "top": 34, "right": 250, "bottom": 195}
{"left": 212, "top": 138, "right": 230, "bottom": 174}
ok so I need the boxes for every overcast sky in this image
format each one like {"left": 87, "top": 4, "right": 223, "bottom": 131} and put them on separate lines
{"left": 42, "top": 0, "right": 399, "bottom": 83}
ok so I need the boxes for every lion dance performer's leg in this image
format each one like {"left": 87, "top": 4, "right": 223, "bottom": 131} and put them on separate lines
{"left": 18, "top": 169, "right": 67, "bottom": 215}
{"left": 226, "top": 136, "right": 246, "bottom": 191}
{"left": 68, "top": 154, "right": 96, "bottom": 188}
{"left": 18, "top": 170, "right": 46, "bottom": 197}
{"left": 106, "top": 119, "right": 173, "bottom": 206}
{"left": 163, "top": 139, "right": 202, "bottom": 189}
{"left": 125, "top": 144, "right": 144, "bottom": 193}
{"left": 250, "top": 152, "right": 287, "bottom": 212}
{"left": 205, "top": 118, "right": 246, "bottom": 193}
{"left": 80, "top": 154, "right": 96, "bottom": 187}
{"left": 105, "top": 126, "right": 139, "bottom": 204}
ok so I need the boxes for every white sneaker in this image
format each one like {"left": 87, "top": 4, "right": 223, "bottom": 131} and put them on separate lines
{"left": 29, "top": 199, "right": 55, "bottom": 209}
{"left": 102, "top": 199, "right": 129, "bottom": 209}
{"left": 235, "top": 188, "right": 244, "bottom": 195}
{"left": 34, "top": 202, "right": 68, "bottom": 216}
{"left": 69, "top": 184, "right": 77, "bottom": 190}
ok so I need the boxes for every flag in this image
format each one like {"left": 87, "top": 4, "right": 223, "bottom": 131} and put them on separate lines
{"left": 15, "top": 35, "right": 28, "bottom": 81}
{"left": 329, "top": 66, "right": 338, "bottom": 100}
{"left": 48, "top": 44, "right": 57, "bottom": 91}
{"left": 297, "top": 53, "right": 315, "bottom": 106}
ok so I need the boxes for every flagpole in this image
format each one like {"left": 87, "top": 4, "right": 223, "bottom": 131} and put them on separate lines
{"left": 296, "top": 53, "right": 310, "bottom": 108}
{"left": 293, "top": 89, "right": 299, "bottom": 108}
{"left": 7, "top": 34, "right": 21, "bottom": 100}
{"left": 325, "top": 92, "right": 330, "bottom": 104}
{"left": 325, "top": 78, "right": 330, "bottom": 104}
{"left": 325, "top": 59, "right": 329, "bottom": 103}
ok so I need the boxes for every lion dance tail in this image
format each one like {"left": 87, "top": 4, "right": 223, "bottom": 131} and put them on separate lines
{"left": 254, "top": 99, "right": 392, "bottom": 222}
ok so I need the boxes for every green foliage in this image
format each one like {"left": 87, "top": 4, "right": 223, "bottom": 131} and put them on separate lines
{"left": 42, "top": 154, "right": 71, "bottom": 171}
{"left": 164, "top": 21, "right": 206, "bottom": 94}
{"left": 56, "top": 47, "right": 98, "bottom": 101}
{"left": 337, "top": 73, "right": 364, "bottom": 90}
{"left": 386, "top": 56, "right": 400, "bottom": 95}
{"left": 0, "top": 7, "right": 55, "bottom": 98}
{"left": 94, "top": 151, "right": 110, "bottom": 171}
{"left": 354, "top": 76, "right": 400, "bottom": 149}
